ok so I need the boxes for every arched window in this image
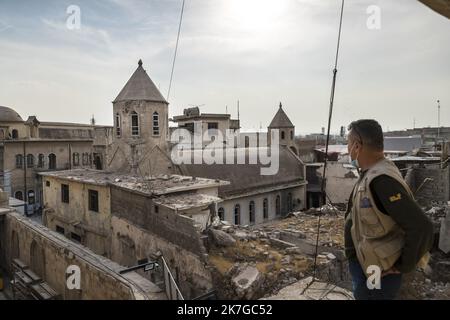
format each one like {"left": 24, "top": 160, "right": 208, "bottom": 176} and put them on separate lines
{"left": 12, "top": 129, "right": 19, "bottom": 139}
{"left": 245, "top": 136, "right": 250, "bottom": 148}
{"left": 263, "top": 198, "right": 268, "bottom": 220}
{"left": 281, "top": 131, "right": 285, "bottom": 140}
{"left": 234, "top": 204, "right": 241, "bottom": 225}
{"left": 48, "top": 153, "right": 56, "bottom": 170}
{"left": 14, "top": 191, "right": 23, "bottom": 200}
{"left": 73, "top": 153, "right": 79, "bottom": 166}
{"left": 15, "top": 154, "right": 23, "bottom": 169}
{"left": 276, "top": 195, "right": 281, "bottom": 216}
{"left": 153, "top": 112, "right": 160, "bottom": 136}
{"left": 28, "top": 190, "right": 35, "bottom": 205}
{"left": 115, "top": 113, "right": 121, "bottom": 137}
{"left": 38, "top": 154, "right": 45, "bottom": 168}
{"left": 94, "top": 155, "right": 102, "bottom": 170}
{"left": 131, "top": 111, "right": 139, "bottom": 136}
{"left": 218, "top": 207, "right": 225, "bottom": 221}
{"left": 249, "top": 201, "right": 255, "bottom": 224}
{"left": 27, "top": 154, "right": 34, "bottom": 168}
{"left": 290, "top": 130, "right": 294, "bottom": 140}
{"left": 287, "top": 192, "right": 293, "bottom": 212}
{"left": 82, "top": 153, "right": 89, "bottom": 166}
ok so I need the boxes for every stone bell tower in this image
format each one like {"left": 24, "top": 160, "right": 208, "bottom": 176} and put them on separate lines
{"left": 268, "top": 102, "right": 298, "bottom": 155}
{"left": 108, "top": 60, "right": 172, "bottom": 175}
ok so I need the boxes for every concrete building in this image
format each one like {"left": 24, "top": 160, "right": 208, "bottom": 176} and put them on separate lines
{"left": 171, "top": 106, "right": 240, "bottom": 148}
{"left": 0, "top": 106, "right": 112, "bottom": 215}
{"left": 40, "top": 170, "right": 228, "bottom": 298}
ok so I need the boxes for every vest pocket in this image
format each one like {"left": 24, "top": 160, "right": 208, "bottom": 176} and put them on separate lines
{"left": 372, "top": 234, "right": 404, "bottom": 270}
{"left": 359, "top": 208, "right": 385, "bottom": 237}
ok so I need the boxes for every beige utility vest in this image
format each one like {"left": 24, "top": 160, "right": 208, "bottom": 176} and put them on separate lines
{"left": 350, "top": 158, "right": 414, "bottom": 276}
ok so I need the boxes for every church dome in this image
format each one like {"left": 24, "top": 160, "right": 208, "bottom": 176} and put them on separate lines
{"left": 0, "top": 106, "right": 24, "bottom": 123}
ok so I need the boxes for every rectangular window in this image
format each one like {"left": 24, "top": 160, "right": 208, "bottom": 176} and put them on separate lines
{"left": 61, "top": 184, "right": 70, "bottom": 203}
{"left": 208, "top": 122, "right": 218, "bottom": 130}
{"left": 115, "top": 114, "right": 121, "bottom": 137}
{"left": 88, "top": 189, "right": 99, "bottom": 212}
{"left": 56, "top": 225, "right": 65, "bottom": 235}
{"left": 153, "top": 113, "right": 160, "bottom": 136}
{"left": 131, "top": 113, "right": 139, "bottom": 136}
{"left": 71, "top": 232, "right": 81, "bottom": 243}
{"left": 46, "top": 180, "right": 51, "bottom": 187}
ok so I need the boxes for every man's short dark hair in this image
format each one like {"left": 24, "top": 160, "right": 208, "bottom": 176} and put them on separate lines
{"left": 348, "top": 119, "right": 384, "bottom": 151}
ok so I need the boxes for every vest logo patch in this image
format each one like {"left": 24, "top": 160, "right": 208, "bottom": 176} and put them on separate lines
{"left": 389, "top": 193, "right": 402, "bottom": 202}
{"left": 360, "top": 197, "right": 372, "bottom": 208}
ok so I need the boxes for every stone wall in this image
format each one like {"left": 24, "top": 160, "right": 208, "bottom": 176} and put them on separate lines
{"left": 409, "top": 165, "right": 450, "bottom": 207}
{"left": 110, "top": 185, "right": 207, "bottom": 256}
{"left": 3, "top": 140, "right": 95, "bottom": 212}
{"left": 42, "top": 176, "right": 111, "bottom": 257}
{"left": 0, "top": 209, "right": 165, "bottom": 300}
{"left": 110, "top": 216, "right": 213, "bottom": 299}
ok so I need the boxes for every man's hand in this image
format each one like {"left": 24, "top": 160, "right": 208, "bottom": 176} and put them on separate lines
{"left": 381, "top": 267, "right": 401, "bottom": 277}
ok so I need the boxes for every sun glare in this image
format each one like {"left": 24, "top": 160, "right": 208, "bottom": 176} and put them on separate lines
{"left": 226, "top": 0, "right": 288, "bottom": 31}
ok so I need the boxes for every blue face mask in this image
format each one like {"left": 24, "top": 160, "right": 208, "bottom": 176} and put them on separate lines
{"left": 349, "top": 144, "right": 360, "bottom": 168}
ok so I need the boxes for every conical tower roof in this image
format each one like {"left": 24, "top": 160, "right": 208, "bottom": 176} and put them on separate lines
{"left": 268, "top": 103, "right": 294, "bottom": 128}
{"left": 113, "top": 59, "right": 168, "bottom": 104}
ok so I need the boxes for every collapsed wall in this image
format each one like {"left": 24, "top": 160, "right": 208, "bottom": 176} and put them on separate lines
{"left": 0, "top": 208, "right": 165, "bottom": 300}
{"left": 110, "top": 186, "right": 214, "bottom": 299}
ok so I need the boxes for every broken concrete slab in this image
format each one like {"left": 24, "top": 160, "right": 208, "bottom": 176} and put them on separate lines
{"left": 208, "top": 228, "right": 236, "bottom": 247}
{"left": 269, "top": 237, "right": 297, "bottom": 249}
{"left": 261, "top": 276, "right": 353, "bottom": 300}
{"left": 232, "top": 266, "right": 264, "bottom": 299}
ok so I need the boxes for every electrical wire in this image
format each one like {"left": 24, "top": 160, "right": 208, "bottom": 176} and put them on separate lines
{"left": 311, "top": 0, "right": 345, "bottom": 283}
{"left": 167, "top": 0, "right": 186, "bottom": 102}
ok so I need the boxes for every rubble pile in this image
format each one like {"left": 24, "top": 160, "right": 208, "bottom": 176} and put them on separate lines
{"left": 206, "top": 204, "right": 450, "bottom": 300}
{"left": 206, "top": 209, "right": 349, "bottom": 299}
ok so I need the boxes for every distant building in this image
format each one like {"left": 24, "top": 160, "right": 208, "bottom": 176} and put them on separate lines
{"left": 171, "top": 102, "right": 307, "bottom": 226}
{"left": 0, "top": 106, "right": 111, "bottom": 214}
{"left": 384, "top": 135, "right": 423, "bottom": 153}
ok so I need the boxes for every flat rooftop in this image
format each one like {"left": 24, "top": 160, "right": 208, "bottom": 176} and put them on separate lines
{"left": 40, "top": 169, "right": 229, "bottom": 196}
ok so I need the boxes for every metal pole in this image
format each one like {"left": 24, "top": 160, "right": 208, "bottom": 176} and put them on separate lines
{"left": 312, "top": 0, "right": 345, "bottom": 280}
{"left": 437, "top": 99, "right": 441, "bottom": 139}
{"left": 23, "top": 141, "right": 28, "bottom": 216}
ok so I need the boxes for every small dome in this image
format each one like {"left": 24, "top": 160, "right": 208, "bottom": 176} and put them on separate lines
{"left": 0, "top": 106, "right": 24, "bottom": 123}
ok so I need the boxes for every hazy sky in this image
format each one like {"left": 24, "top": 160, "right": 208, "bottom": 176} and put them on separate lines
{"left": 0, "top": 0, "right": 449, "bottom": 134}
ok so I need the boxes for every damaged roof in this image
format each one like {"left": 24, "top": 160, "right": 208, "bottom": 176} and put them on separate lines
{"left": 153, "top": 193, "right": 223, "bottom": 211}
{"left": 39, "top": 169, "right": 228, "bottom": 196}
{"left": 178, "top": 147, "right": 306, "bottom": 198}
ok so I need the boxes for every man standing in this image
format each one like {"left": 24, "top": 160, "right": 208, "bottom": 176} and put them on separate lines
{"left": 345, "top": 119, "right": 434, "bottom": 300}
